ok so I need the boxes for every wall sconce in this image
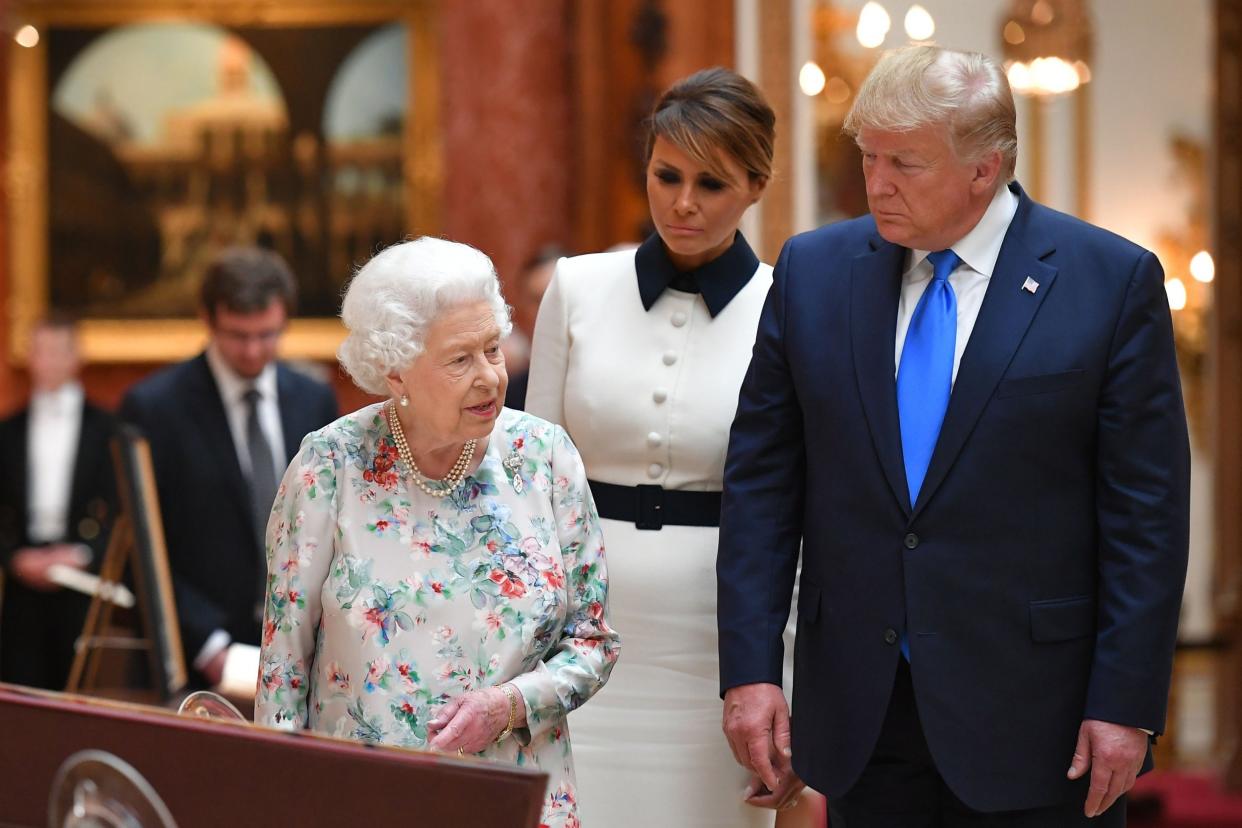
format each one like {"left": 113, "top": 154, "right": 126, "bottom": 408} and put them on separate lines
{"left": 856, "top": 2, "right": 891, "bottom": 48}
{"left": 852, "top": 3, "right": 935, "bottom": 50}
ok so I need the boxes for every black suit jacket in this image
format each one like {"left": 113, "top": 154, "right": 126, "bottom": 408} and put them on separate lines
{"left": 718, "top": 183, "right": 1190, "bottom": 812}
{"left": 0, "top": 400, "right": 119, "bottom": 688}
{"left": 119, "top": 354, "right": 337, "bottom": 673}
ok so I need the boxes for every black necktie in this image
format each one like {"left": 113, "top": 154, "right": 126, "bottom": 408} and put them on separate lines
{"left": 243, "top": 388, "right": 278, "bottom": 548}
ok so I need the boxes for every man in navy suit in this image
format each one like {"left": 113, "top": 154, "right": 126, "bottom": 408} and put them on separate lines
{"left": 717, "top": 46, "right": 1189, "bottom": 826}
{"left": 121, "top": 248, "right": 337, "bottom": 687}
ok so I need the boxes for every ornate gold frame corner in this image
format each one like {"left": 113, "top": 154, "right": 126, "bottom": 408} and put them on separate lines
{"left": 5, "top": 0, "right": 441, "bottom": 363}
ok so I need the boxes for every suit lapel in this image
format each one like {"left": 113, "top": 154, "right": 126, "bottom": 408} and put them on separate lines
{"left": 275, "top": 365, "right": 299, "bottom": 464}
{"left": 851, "top": 237, "right": 912, "bottom": 515}
{"left": 911, "top": 189, "right": 1058, "bottom": 518}
{"left": 187, "top": 354, "right": 254, "bottom": 525}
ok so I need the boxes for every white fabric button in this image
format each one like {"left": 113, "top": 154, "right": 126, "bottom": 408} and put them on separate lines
{"left": 662, "top": 352, "right": 678, "bottom": 366}
{"left": 647, "top": 463, "right": 664, "bottom": 479}
{"left": 647, "top": 432, "right": 663, "bottom": 448}
{"left": 653, "top": 389, "right": 668, "bottom": 404}
{"left": 671, "top": 312, "right": 687, "bottom": 327}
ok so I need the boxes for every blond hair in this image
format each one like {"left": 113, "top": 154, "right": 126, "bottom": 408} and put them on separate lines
{"left": 844, "top": 45, "right": 1017, "bottom": 181}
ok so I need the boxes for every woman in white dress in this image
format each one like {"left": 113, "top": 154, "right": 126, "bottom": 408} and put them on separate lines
{"left": 255, "top": 238, "right": 619, "bottom": 826}
{"left": 527, "top": 68, "right": 800, "bottom": 827}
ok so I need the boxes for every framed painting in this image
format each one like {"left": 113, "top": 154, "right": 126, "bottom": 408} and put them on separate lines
{"left": 6, "top": 0, "right": 442, "bottom": 362}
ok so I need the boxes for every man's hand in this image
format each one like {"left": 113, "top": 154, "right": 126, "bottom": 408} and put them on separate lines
{"left": 723, "top": 682, "right": 793, "bottom": 796}
{"left": 1067, "top": 718, "right": 1148, "bottom": 818}
{"left": 9, "top": 544, "right": 89, "bottom": 591}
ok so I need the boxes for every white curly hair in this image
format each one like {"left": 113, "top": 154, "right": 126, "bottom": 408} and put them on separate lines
{"left": 337, "top": 237, "right": 512, "bottom": 395}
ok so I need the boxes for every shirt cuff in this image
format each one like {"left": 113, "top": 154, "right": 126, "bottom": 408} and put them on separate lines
{"left": 193, "top": 629, "right": 232, "bottom": 671}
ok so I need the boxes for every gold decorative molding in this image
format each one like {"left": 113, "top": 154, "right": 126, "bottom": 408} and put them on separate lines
{"left": 6, "top": 30, "right": 48, "bottom": 365}
{"left": 7, "top": 1, "right": 421, "bottom": 26}
{"left": 758, "top": 0, "right": 792, "bottom": 264}
{"left": 1074, "top": 78, "right": 1091, "bottom": 220}
{"left": 5, "top": 0, "right": 440, "bottom": 364}
{"left": 1025, "top": 96, "right": 1046, "bottom": 203}
{"left": 406, "top": 3, "right": 441, "bottom": 237}
{"left": 73, "top": 318, "right": 346, "bottom": 363}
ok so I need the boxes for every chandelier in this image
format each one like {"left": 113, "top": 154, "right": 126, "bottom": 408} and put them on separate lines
{"left": 1000, "top": 0, "right": 1093, "bottom": 96}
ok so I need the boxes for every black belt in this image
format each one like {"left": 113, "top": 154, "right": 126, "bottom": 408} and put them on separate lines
{"left": 587, "top": 480, "right": 722, "bottom": 530}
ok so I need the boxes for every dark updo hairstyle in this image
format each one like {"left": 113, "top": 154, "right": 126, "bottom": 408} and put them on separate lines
{"left": 646, "top": 67, "right": 776, "bottom": 185}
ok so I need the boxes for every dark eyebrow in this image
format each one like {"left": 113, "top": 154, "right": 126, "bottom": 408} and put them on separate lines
{"left": 654, "top": 157, "right": 737, "bottom": 187}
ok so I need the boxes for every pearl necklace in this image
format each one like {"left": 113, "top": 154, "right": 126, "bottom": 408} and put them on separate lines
{"left": 384, "top": 399, "right": 476, "bottom": 498}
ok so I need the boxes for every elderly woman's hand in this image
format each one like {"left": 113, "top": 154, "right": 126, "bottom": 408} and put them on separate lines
{"left": 427, "top": 684, "right": 527, "bottom": 754}
{"left": 743, "top": 770, "right": 806, "bottom": 811}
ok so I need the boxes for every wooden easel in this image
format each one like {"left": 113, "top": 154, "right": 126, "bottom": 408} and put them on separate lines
{"left": 67, "top": 430, "right": 186, "bottom": 702}
{"left": 66, "top": 512, "right": 150, "bottom": 697}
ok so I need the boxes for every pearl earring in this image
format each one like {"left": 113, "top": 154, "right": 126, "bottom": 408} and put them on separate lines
{"left": 399, "top": 393, "right": 410, "bottom": 407}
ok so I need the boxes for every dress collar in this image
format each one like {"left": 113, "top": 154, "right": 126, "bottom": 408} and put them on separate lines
{"left": 634, "top": 231, "right": 760, "bottom": 317}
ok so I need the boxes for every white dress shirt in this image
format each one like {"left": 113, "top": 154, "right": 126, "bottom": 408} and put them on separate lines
{"left": 205, "top": 346, "right": 285, "bottom": 483}
{"left": 27, "top": 382, "right": 84, "bottom": 543}
{"left": 199, "top": 347, "right": 284, "bottom": 671}
{"left": 894, "top": 184, "right": 1019, "bottom": 383}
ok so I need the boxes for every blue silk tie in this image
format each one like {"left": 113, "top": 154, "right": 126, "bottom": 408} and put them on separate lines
{"left": 896, "top": 249, "right": 960, "bottom": 660}
{"left": 898, "top": 249, "right": 960, "bottom": 504}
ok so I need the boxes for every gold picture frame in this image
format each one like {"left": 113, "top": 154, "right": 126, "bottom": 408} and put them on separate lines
{"left": 6, "top": 0, "right": 442, "bottom": 363}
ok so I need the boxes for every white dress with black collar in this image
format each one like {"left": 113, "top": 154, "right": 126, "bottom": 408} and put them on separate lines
{"left": 527, "top": 233, "right": 793, "bottom": 828}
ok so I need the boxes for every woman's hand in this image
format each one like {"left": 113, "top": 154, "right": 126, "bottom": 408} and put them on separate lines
{"left": 743, "top": 770, "right": 806, "bottom": 811}
{"left": 427, "top": 684, "right": 526, "bottom": 754}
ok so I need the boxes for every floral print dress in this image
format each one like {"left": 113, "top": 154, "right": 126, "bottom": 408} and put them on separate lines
{"left": 255, "top": 404, "right": 619, "bottom": 826}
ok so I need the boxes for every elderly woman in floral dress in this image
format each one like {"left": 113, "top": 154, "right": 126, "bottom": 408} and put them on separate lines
{"left": 255, "top": 237, "right": 619, "bottom": 826}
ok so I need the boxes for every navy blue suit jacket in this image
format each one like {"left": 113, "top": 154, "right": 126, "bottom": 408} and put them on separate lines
{"left": 717, "top": 183, "right": 1190, "bottom": 812}
{"left": 119, "top": 354, "right": 337, "bottom": 676}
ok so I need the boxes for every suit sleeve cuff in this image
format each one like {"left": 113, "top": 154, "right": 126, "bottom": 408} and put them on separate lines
{"left": 193, "top": 629, "right": 231, "bottom": 671}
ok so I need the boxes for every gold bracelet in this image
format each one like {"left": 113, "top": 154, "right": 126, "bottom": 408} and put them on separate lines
{"left": 495, "top": 683, "right": 518, "bottom": 743}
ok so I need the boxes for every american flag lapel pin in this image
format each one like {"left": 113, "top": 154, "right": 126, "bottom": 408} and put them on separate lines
{"left": 1022, "top": 276, "right": 1040, "bottom": 295}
